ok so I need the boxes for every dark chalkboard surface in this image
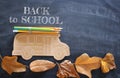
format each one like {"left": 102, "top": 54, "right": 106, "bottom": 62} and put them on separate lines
{"left": 0, "top": 0, "right": 120, "bottom": 78}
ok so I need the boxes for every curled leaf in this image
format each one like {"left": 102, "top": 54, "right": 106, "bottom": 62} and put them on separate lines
{"left": 1, "top": 56, "right": 26, "bottom": 75}
{"left": 57, "top": 60, "right": 80, "bottom": 78}
{"left": 30, "top": 60, "right": 56, "bottom": 72}
{"left": 75, "top": 53, "right": 101, "bottom": 78}
{"left": 101, "top": 53, "right": 116, "bottom": 73}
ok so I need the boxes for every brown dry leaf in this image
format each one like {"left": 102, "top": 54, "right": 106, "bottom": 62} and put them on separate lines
{"left": 57, "top": 60, "right": 80, "bottom": 78}
{"left": 101, "top": 53, "right": 116, "bottom": 73}
{"left": 75, "top": 53, "right": 101, "bottom": 78}
{"left": 30, "top": 60, "right": 56, "bottom": 72}
{"left": 1, "top": 56, "right": 26, "bottom": 75}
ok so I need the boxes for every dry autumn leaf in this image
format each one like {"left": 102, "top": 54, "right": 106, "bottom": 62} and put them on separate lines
{"left": 75, "top": 53, "right": 101, "bottom": 78}
{"left": 101, "top": 53, "right": 116, "bottom": 73}
{"left": 1, "top": 56, "right": 26, "bottom": 75}
{"left": 57, "top": 60, "right": 80, "bottom": 78}
{"left": 30, "top": 60, "right": 56, "bottom": 72}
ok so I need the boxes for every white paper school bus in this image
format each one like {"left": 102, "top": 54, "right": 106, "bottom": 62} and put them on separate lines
{"left": 12, "top": 33, "right": 70, "bottom": 60}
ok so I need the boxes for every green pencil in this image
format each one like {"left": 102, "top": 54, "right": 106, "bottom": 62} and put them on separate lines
{"left": 14, "top": 26, "right": 62, "bottom": 32}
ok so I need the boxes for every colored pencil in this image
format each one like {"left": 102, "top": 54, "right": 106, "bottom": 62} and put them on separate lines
{"left": 14, "top": 26, "right": 62, "bottom": 32}
{"left": 13, "top": 30, "right": 59, "bottom": 34}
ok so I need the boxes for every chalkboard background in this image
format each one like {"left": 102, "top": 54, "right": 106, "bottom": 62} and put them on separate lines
{"left": 0, "top": 0, "right": 120, "bottom": 78}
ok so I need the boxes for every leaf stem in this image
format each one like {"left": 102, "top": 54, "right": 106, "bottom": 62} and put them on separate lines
{"left": 0, "top": 54, "right": 3, "bottom": 60}
{"left": 25, "top": 65, "right": 29, "bottom": 68}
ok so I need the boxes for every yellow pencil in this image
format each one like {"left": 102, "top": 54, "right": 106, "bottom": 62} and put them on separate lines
{"left": 13, "top": 30, "right": 59, "bottom": 34}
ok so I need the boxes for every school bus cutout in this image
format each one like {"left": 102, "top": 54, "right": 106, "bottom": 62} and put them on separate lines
{"left": 12, "top": 33, "right": 70, "bottom": 60}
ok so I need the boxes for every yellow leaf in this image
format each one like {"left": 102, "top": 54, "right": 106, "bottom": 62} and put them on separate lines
{"left": 101, "top": 53, "right": 116, "bottom": 73}
{"left": 1, "top": 56, "right": 26, "bottom": 75}
{"left": 101, "top": 60, "right": 109, "bottom": 73}
{"left": 75, "top": 53, "right": 101, "bottom": 78}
